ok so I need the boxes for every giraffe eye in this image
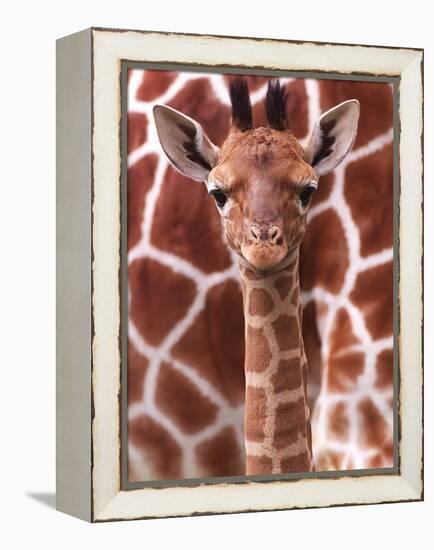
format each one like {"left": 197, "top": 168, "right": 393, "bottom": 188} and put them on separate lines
{"left": 209, "top": 188, "right": 228, "bottom": 208}
{"left": 299, "top": 185, "right": 316, "bottom": 207}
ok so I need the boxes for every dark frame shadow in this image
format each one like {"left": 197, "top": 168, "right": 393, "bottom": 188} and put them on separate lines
{"left": 27, "top": 492, "right": 56, "bottom": 510}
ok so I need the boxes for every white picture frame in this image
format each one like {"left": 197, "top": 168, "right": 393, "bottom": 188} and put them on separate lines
{"left": 56, "top": 27, "right": 423, "bottom": 522}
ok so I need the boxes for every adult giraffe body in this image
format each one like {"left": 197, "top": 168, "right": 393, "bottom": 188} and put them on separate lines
{"left": 153, "top": 79, "right": 359, "bottom": 475}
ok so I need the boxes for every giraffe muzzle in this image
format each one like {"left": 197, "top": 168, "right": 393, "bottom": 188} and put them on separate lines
{"left": 242, "top": 224, "right": 288, "bottom": 271}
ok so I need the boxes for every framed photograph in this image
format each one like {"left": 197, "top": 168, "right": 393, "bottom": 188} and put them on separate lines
{"left": 56, "top": 27, "right": 423, "bottom": 522}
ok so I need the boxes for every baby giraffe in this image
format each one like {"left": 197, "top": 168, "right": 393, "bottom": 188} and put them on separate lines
{"left": 153, "top": 79, "right": 359, "bottom": 475}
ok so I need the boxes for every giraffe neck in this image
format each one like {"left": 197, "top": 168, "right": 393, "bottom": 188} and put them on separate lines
{"left": 240, "top": 254, "right": 313, "bottom": 475}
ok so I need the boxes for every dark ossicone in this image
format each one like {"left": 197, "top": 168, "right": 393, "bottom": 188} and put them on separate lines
{"left": 229, "top": 78, "right": 253, "bottom": 131}
{"left": 265, "top": 80, "right": 289, "bottom": 131}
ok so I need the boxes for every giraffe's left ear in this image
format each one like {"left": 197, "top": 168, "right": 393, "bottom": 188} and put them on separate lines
{"left": 304, "top": 99, "right": 360, "bottom": 176}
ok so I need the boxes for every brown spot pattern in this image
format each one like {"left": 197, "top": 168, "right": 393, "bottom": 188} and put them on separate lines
{"left": 244, "top": 386, "right": 267, "bottom": 442}
{"left": 155, "top": 362, "right": 218, "bottom": 434}
{"left": 245, "top": 326, "right": 272, "bottom": 372}
{"left": 328, "top": 308, "right": 365, "bottom": 392}
{"left": 127, "top": 70, "right": 394, "bottom": 480}
{"left": 345, "top": 144, "right": 393, "bottom": 257}
{"left": 350, "top": 262, "right": 393, "bottom": 340}
{"left": 328, "top": 403, "right": 350, "bottom": 440}
{"left": 271, "top": 358, "right": 302, "bottom": 393}
{"left": 129, "top": 414, "right": 183, "bottom": 479}
{"left": 127, "top": 341, "right": 148, "bottom": 405}
{"left": 246, "top": 455, "right": 273, "bottom": 475}
{"left": 280, "top": 451, "right": 311, "bottom": 473}
{"left": 274, "top": 275, "right": 292, "bottom": 300}
{"left": 358, "top": 398, "right": 389, "bottom": 449}
{"left": 150, "top": 166, "right": 232, "bottom": 273}
{"left": 127, "top": 153, "right": 158, "bottom": 250}
{"left": 312, "top": 172, "right": 335, "bottom": 204}
{"left": 300, "top": 209, "right": 349, "bottom": 294}
{"left": 196, "top": 427, "right": 244, "bottom": 476}
{"left": 129, "top": 257, "right": 196, "bottom": 346}
{"left": 136, "top": 70, "right": 177, "bottom": 101}
{"left": 273, "top": 399, "right": 306, "bottom": 449}
{"left": 376, "top": 349, "right": 394, "bottom": 389}
{"left": 248, "top": 288, "right": 274, "bottom": 316}
{"left": 206, "top": 282, "right": 245, "bottom": 403}
{"left": 330, "top": 308, "right": 360, "bottom": 353}
{"left": 171, "top": 281, "right": 245, "bottom": 406}
{"left": 272, "top": 314, "right": 299, "bottom": 351}
{"left": 128, "top": 112, "right": 148, "bottom": 154}
{"left": 285, "top": 79, "right": 309, "bottom": 139}
{"left": 302, "top": 302, "right": 322, "bottom": 411}
{"left": 291, "top": 287, "right": 299, "bottom": 306}
{"left": 328, "top": 352, "right": 365, "bottom": 393}
{"left": 314, "top": 450, "right": 345, "bottom": 472}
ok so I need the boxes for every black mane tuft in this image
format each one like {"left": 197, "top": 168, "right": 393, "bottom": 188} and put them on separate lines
{"left": 229, "top": 78, "right": 253, "bottom": 131}
{"left": 265, "top": 79, "right": 289, "bottom": 131}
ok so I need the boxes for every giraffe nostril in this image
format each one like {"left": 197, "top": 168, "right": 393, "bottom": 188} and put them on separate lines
{"left": 250, "top": 224, "right": 283, "bottom": 245}
{"left": 269, "top": 226, "right": 282, "bottom": 245}
{"left": 250, "top": 225, "right": 261, "bottom": 242}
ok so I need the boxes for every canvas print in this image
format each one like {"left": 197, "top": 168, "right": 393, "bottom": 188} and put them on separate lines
{"left": 125, "top": 69, "right": 394, "bottom": 483}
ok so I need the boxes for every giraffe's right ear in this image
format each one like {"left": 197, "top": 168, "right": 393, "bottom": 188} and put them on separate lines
{"left": 153, "top": 105, "right": 219, "bottom": 182}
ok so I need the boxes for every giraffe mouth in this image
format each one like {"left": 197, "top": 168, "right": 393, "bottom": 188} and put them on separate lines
{"left": 240, "top": 242, "right": 288, "bottom": 273}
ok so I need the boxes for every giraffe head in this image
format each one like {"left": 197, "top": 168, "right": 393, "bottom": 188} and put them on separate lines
{"left": 153, "top": 79, "right": 359, "bottom": 273}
